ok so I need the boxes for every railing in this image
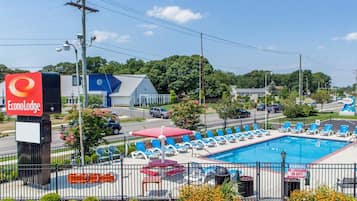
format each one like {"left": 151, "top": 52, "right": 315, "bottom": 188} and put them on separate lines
{"left": 0, "top": 160, "right": 356, "bottom": 200}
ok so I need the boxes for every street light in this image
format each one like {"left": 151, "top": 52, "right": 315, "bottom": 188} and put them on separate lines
{"left": 56, "top": 41, "right": 85, "bottom": 167}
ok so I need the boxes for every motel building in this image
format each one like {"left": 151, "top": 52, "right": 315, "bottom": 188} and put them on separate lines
{"left": 0, "top": 73, "right": 169, "bottom": 107}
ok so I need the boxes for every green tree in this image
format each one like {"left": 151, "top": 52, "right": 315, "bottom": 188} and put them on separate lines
{"left": 169, "top": 90, "right": 177, "bottom": 103}
{"left": 170, "top": 99, "right": 203, "bottom": 130}
{"left": 215, "top": 94, "right": 235, "bottom": 128}
{"left": 88, "top": 95, "right": 103, "bottom": 106}
{"left": 62, "top": 109, "right": 113, "bottom": 156}
{"left": 311, "top": 89, "right": 330, "bottom": 111}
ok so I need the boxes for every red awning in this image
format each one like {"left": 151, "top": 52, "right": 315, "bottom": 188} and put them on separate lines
{"left": 131, "top": 127, "right": 193, "bottom": 138}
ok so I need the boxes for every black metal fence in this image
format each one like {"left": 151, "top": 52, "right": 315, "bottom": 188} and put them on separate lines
{"left": 0, "top": 159, "right": 356, "bottom": 200}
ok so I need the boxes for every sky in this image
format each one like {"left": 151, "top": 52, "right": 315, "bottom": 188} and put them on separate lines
{"left": 1, "top": 0, "right": 357, "bottom": 87}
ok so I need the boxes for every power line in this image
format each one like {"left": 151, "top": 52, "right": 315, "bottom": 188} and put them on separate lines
{"left": 0, "top": 43, "right": 61, "bottom": 47}
{"left": 100, "top": 42, "right": 164, "bottom": 58}
{"left": 92, "top": 45, "right": 152, "bottom": 61}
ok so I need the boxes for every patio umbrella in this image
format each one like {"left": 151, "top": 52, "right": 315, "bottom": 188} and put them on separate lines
{"left": 131, "top": 126, "right": 193, "bottom": 163}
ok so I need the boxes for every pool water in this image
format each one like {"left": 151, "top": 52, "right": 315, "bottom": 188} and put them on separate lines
{"left": 208, "top": 136, "right": 350, "bottom": 163}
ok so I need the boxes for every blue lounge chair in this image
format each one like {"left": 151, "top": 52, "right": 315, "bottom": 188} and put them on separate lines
{"left": 233, "top": 127, "right": 247, "bottom": 140}
{"left": 131, "top": 141, "right": 159, "bottom": 160}
{"left": 96, "top": 147, "right": 109, "bottom": 163}
{"left": 108, "top": 145, "right": 121, "bottom": 161}
{"left": 279, "top": 121, "right": 291, "bottom": 132}
{"left": 151, "top": 139, "right": 176, "bottom": 155}
{"left": 244, "top": 124, "right": 262, "bottom": 137}
{"left": 292, "top": 122, "right": 304, "bottom": 133}
{"left": 306, "top": 123, "right": 319, "bottom": 135}
{"left": 321, "top": 124, "right": 333, "bottom": 136}
{"left": 217, "top": 129, "right": 236, "bottom": 143}
{"left": 166, "top": 137, "right": 188, "bottom": 153}
{"left": 352, "top": 126, "right": 357, "bottom": 141}
{"left": 206, "top": 130, "right": 227, "bottom": 144}
{"left": 194, "top": 132, "right": 217, "bottom": 147}
{"left": 253, "top": 123, "right": 270, "bottom": 136}
{"left": 182, "top": 135, "right": 205, "bottom": 149}
{"left": 337, "top": 125, "right": 350, "bottom": 137}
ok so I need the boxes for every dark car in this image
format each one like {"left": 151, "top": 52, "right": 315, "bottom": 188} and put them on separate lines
{"left": 257, "top": 104, "right": 266, "bottom": 111}
{"left": 232, "top": 109, "right": 251, "bottom": 119}
{"left": 270, "top": 104, "right": 283, "bottom": 113}
{"left": 150, "top": 107, "right": 170, "bottom": 119}
{"left": 105, "top": 119, "right": 122, "bottom": 135}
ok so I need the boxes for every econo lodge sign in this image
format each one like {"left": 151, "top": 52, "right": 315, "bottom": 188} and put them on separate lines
{"left": 5, "top": 72, "right": 43, "bottom": 116}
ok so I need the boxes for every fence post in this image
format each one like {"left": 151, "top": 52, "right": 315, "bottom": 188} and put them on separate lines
{"left": 353, "top": 163, "right": 357, "bottom": 197}
{"left": 281, "top": 151, "right": 286, "bottom": 201}
{"left": 187, "top": 162, "right": 190, "bottom": 185}
{"left": 55, "top": 164, "right": 58, "bottom": 194}
{"left": 256, "top": 162, "right": 260, "bottom": 200}
{"left": 120, "top": 155, "right": 124, "bottom": 201}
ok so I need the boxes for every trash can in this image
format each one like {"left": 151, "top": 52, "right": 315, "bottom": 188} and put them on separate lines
{"left": 238, "top": 176, "right": 254, "bottom": 197}
{"left": 284, "top": 178, "right": 300, "bottom": 197}
{"left": 214, "top": 166, "right": 230, "bottom": 185}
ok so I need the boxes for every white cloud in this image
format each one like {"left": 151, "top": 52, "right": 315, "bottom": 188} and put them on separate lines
{"left": 317, "top": 45, "right": 325, "bottom": 50}
{"left": 332, "top": 32, "right": 357, "bottom": 41}
{"left": 92, "top": 30, "right": 118, "bottom": 42}
{"left": 92, "top": 30, "right": 130, "bottom": 43}
{"left": 144, "top": 30, "right": 154, "bottom": 36}
{"left": 138, "top": 24, "right": 158, "bottom": 29}
{"left": 116, "top": 35, "right": 130, "bottom": 43}
{"left": 147, "top": 6, "right": 202, "bottom": 24}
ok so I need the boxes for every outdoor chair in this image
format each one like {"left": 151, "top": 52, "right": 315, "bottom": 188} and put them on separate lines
{"left": 320, "top": 124, "right": 333, "bottom": 136}
{"left": 217, "top": 128, "right": 236, "bottom": 143}
{"left": 351, "top": 126, "right": 357, "bottom": 141}
{"left": 292, "top": 122, "right": 304, "bottom": 134}
{"left": 99, "top": 173, "right": 116, "bottom": 183}
{"left": 181, "top": 135, "right": 205, "bottom": 149}
{"left": 243, "top": 124, "right": 262, "bottom": 137}
{"left": 253, "top": 123, "right": 270, "bottom": 136}
{"left": 194, "top": 132, "right": 217, "bottom": 147}
{"left": 184, "top": 162, "right": 216, "bottom": 184}
{"left": 279, "top": 121, "right": 291, "bottom": 133}
{"left": 131, "top": 141, "right": 160, "bottom": 160}
{"left": 206, "top": 130, "right": 227, "bottom": 144}
{"left": 67, "top": 173, "right": 88, "bottom": 184}
{"left": 108, "top": 145, "right": 122, "bottom": 161}
{"left": 151, "top": 139, "right": 176, "bottom": 156}
{"left": 337, "top": 125, "right": 350, "bottom": 137}
{"left": 306, "top": 123, "right": 319, "bottom": 135}
{"left": 96, "top": 147, "right": 110, "bottom": 163}
{"left": 88, "top": 173, "right": 100, "bottom": 183}
{"left": 232, "top": 127, "right": 246, "bottom": 140}
{"left": 166, "top": 137, "right": 188, "bottom": 153}
{"left": 337, "top": 177, "right": 357, "bottom": 193}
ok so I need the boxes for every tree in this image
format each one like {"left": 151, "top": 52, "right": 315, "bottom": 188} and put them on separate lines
{"left": 169, "top": 90, "right": 177, "bottom": 103}
{"left": 61, "top": 108, "right": 113, "bottom": 156}
{"left": 215, "top": 93, "right": 236, "bottom": 128}
{"left": 170, "top": 99, "right": 203, "bottom": 130}
{"left": 311, "top": 89, "right": 330, "bottom": 111}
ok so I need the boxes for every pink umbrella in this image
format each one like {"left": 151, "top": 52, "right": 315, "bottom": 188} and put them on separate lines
{"left": 131, "top": 126, "right": 193, "bottom": 163}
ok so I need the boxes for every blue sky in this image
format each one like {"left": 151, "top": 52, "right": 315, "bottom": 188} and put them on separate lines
{"left": 1, "top": 0, "right": 357, "bottom": 86}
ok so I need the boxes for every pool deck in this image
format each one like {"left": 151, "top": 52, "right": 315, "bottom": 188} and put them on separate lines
{"left": 2, "top": 130, "right": 357, "bottom": 200}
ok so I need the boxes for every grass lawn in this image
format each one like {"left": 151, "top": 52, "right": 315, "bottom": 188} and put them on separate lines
{"left": 271, "top": 112, "right": 357, "bottom": 124}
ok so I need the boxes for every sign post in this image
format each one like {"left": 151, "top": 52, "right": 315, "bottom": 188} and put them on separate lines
{"left": 5, "top": 72, "right": 61, "bottom": 186}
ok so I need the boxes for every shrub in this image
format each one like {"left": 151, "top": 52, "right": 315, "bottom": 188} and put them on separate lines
{"left": 39, "top": 193, "right": 61, "bottom": 201}
{"left": 289, "top": 186, "right": 355, "bottom": 201}
{"left": 1, "top": 198, "right": 15, "bottom": 201}
{"left": 179, "top": 185, "right": 224, "bottom": 201}
{"left": 83, "top": 196, "right": 99, "bottom": 201}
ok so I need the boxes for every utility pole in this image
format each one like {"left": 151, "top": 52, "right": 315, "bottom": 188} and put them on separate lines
{"left": 199, "top": 33, "right": 202, "bottom": 105}
{"left": 66, "top": 0, "right": 98, "bottom": 108}
{"left": 200, "top": 32, "right": 207, "bottom": 130}
{"left": 306, "top": 76, "right": 309, "bottom": 96}
{"left": 299, "top": 54, "right": 302, "bottom": 104}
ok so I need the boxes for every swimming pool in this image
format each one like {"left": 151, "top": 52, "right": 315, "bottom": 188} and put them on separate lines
{"left": 207, "top": 136, "right": 350, "bottom": 163}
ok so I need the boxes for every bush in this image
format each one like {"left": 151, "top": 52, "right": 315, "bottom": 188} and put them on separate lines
{"left": 179, "top": 184, "right": 241, "bottom": 201}
{"left": 289, "top": 186, "right": 355, "bottom": 201}
{"left": 283, "top": 103, "right": 316, "bottom": 118}
{"left": 83, "top": 196, "right": 99, "bottom": 201}
{"left": 39, "top": 193, "right": 61, "bottom": 201}
{"left": 1, "top": 198, "right": 15, "bottom": 201}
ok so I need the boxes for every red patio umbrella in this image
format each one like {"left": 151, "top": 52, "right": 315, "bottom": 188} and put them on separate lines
{"left": 131, "top": 126, "right": 193, "bottom": 163}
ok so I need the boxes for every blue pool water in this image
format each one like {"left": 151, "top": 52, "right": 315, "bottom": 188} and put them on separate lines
{"left": 208, "top": 136, "right": 350, "bottom": 163}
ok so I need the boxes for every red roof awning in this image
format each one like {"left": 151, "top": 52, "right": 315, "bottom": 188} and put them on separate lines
{"left": 131, "top": 127, "right": 193, "bottom": 138}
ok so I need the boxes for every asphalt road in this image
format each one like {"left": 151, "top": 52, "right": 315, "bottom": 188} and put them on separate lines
{"left": 0, "top": 102, "right": 344, "bottom": 154}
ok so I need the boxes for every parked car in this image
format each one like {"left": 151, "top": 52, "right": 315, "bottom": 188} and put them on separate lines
{"left": 232, "top": 109, "right": 251, "bottom": 119}
{"left": 270, "top": 104, "right": 283, "bottom": 113}
{"left": 256, "top": 104, "right": 266, "bottom": 111}
{"left": 150, "top": 107, "right": 170, "bottom": 119}
{"left": 105, "top": 119, "right": 122, "bottom": 135}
